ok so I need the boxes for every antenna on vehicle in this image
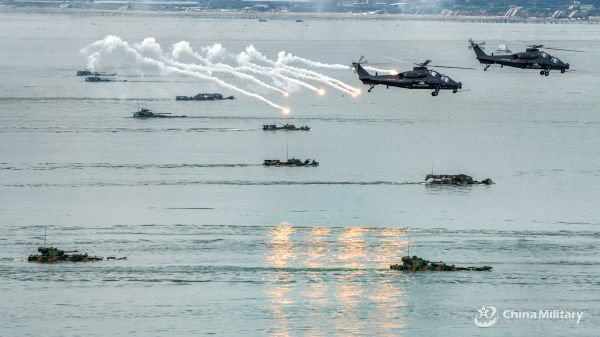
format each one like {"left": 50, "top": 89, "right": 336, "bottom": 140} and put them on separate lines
{"left": 44, "top": 225, "right": 47, "bottom": 248}
{"left": 407, "top": 228, "right": 410, "bottom": 257}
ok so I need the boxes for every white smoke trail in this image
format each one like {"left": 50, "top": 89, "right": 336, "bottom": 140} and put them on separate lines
{"left": 236, "top": 64, "right": 324, "bottom": 95}
{"left": 231, "top": 51, "right": 322, "bottom": 93}
{"left": 180, "top": 44, "right": 340, "bottom": 96}
{"left": 364, "top": 66, "right": 399, "bottom": 75}
{"left": 82, "top": 36, "right": 290, "bottom": 114}
{"left": 202, "top": 43, "right": 226, "bottom": 61}
{"left": 277, "top": 50, "right": 397, "bottom": 75}
{"left": 137, "top": 38, "right": 289, "bottom": 97}
{"left": 191, "top": 45, "right": 321, "bottom": 94}
{"left": 276, "top": 51, "right": 350, "bottom": 70}
{"left": 242, "top": 46, "right": 360, "bottom": 96}
{"left": 281, "top": 64, "right": 360, "bottom": 96}
{"left": 273, "top": 66, "right": 348, "bottom": 95}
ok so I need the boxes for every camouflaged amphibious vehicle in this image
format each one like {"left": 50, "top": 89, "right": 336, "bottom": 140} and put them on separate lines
{"left": 425, "top": 174, "right": 494, "bottom": 186}
{"left": 390, "top": 255, "right": 492, "bottom": 271}
{"left": 263, "top": 124, "right": 310, "bottom": 131}
{"left": 176, "top": 93, "right": 234, "bottom": 101}
{"left": 133, "top": 107, "right": 186, "bottom": 118}
{"left": 28, "top": 247, "right": 126, "bottom": 263}
{"left": 263, "top": 158, "right": 318, "bottom": 167}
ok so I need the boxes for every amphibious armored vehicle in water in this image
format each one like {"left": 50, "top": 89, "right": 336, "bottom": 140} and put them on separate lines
{"left": 76, "top": 70, "right": 116, "bottom": 76}
{"left": 390, "top": 255, "right": 492, "bottom": 271}
{"left": 85, "top": 76, "right": 123, "bottom": 82}
{"left": 176, "top": 93, "right": 234, "bottom": 101}
{"left": 28, "top": 246, "right": 126, "bottom": 263}
{"left": 425, "top": 174, "right": 493, "bottom": 186}
{"left": 263, "top": 124, "right": 310, "bottom": 131}
{"left": 133, "top": 108, "right": 186, "bottom": 118}
{"left": 263, "top": 158, "right": 319, "bottom": 167}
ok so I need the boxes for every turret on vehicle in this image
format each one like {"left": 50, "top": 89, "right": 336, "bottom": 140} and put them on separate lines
{"left": 133, "top": 108, "right": 186, "bottom": 118}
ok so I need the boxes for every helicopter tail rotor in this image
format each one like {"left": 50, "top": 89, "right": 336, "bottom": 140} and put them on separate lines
{"left": 351, "top": 55, "right": 368, "bottom": 70}
{"left": 468, "top": 39, "right": 486, "bottom": 50}
{"left": 351, "top": 56, "right": 369, "bottom": 74}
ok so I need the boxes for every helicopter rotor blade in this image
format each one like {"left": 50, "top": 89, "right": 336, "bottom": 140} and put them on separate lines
{"left": 516, "top": 41, "right": 584, "bottom": 53}
{"left": 384, "top": 57, "right": 473, "bottom": 70}
{"left": 413, "top": 60, "right": 431, "bottom": 67}
{"left": 430, "top": 65, "right": 476, "bottom": 70}
{"left": 541, "top": 47, "right": 584, "bottom": 53}
{"left": 468, "top": 45, "right": 486, "bottom": 50}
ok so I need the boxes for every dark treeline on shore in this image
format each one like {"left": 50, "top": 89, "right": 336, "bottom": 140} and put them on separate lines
{"left": 1, "top": 0, "right": 599, "bottom": 18}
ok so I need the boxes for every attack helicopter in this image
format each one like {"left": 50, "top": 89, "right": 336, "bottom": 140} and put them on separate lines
{"left": 351, "top": 56, "right": 471, "bottom": 96}
{"left": 468, "top": 39, "right": 582, "bottom": 76}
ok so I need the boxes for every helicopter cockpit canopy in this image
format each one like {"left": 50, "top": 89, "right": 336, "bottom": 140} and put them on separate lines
{"left": 517, "top": 52, "right": 536, "bottom": 60}
{"left": 405, "top": 71, "right": 426, "bottom": 79}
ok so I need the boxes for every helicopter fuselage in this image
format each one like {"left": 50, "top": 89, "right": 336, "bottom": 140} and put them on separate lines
{"left": 471, "top": 44, "right": 570, "bottom": 75}
{"left": 353, "top": 64, "right": 462, "bottom": 96}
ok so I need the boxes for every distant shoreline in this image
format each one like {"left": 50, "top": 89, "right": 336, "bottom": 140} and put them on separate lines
{"left": 1, "top": 6, "right": 599, "bottom": 24}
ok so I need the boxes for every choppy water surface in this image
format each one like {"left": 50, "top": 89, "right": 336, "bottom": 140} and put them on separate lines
{"left": 1, "top": 12, "right": 599, "bottom": 336}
